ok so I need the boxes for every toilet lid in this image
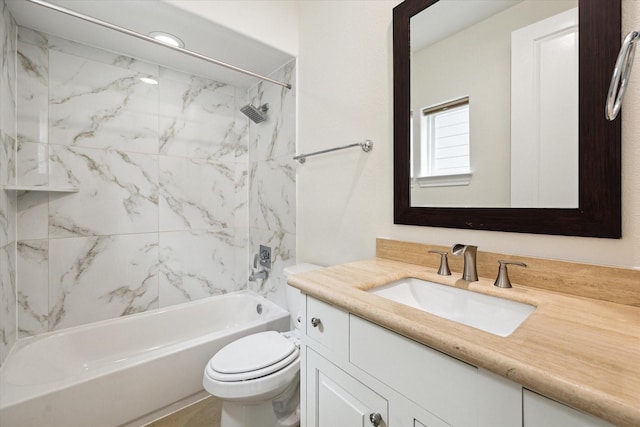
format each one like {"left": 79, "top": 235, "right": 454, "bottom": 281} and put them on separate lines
{"left": 210, "top": 331, "right": 296, "bottom": 377}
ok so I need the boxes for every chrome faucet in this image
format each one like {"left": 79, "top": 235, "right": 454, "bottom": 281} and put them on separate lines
{"left": 248, "top": 248, "right": 270, "bottom": 282}
{"left": 451, "top": 244, "right": 478, "bottom": 282}
{"left": 249, "top": 269, "right": 268, "bottom": 281}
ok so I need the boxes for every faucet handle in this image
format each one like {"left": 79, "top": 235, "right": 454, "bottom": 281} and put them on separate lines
{"left": 494, "top": 260, "right": 527, "bottom": 288}
{"left": 428, "top": 250, "right": 451, "bottom": 276}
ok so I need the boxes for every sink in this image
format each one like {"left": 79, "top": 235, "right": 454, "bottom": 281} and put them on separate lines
{"left": 369, "top": 278, "right": 535, "bottom": 337}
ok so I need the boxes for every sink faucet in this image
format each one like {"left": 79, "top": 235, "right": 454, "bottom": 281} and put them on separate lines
{"left": 451, "top": 244, "right": 478, "bottom": 282}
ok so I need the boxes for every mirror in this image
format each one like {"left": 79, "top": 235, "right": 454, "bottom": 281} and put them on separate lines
{"left": 393, "top": 0, "right": 621, "bottom": 237}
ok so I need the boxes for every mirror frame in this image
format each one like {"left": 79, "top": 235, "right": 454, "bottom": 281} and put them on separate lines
{"left": 393, "top": 0, "right": 621, "bottom": 238}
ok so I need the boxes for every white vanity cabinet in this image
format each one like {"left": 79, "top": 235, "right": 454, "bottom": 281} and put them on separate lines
{"left": 301, "top": 295, "right": 614, "bottom": 427}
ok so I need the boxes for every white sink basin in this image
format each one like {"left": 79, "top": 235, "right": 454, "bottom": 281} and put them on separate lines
{"left": 369, "top": 278, "right": 535, "bottom": 337}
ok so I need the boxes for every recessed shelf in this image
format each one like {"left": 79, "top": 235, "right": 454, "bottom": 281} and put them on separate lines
{"left": 2, "top": 185, "right": 79, "bottom": 193}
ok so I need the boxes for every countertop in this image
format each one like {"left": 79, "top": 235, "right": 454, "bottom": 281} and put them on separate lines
{"left": 288, "top": 258, "right": 640, "bottom": 427}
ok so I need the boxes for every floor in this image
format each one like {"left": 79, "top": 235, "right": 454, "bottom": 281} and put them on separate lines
{"left": 145, "top": 396, "right": 222, "bottom": 427}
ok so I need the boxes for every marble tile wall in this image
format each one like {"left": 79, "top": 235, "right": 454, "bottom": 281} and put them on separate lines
{"left": 247, "top": 60, "right": 297, "bottom": 310}
{"left": 0, "top": 0, "right": 18, "bottom": 366}
{"left": 13, "top": 28, "right": 258, "bottom": 336}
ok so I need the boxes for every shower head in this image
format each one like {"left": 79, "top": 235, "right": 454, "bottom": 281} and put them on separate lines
{"left": 240, "top": 103, "right": 269, "bottom": 124}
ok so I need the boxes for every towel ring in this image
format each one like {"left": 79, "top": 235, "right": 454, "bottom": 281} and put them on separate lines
{"left": 606, "top": 31, "right": 640, "bottom": 121}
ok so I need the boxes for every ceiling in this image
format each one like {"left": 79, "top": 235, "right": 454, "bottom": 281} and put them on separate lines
{"left": 6, "top": 0, "right": 294, "bottom": 89}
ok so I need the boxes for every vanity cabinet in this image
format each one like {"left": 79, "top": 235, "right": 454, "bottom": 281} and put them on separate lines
{"left": 301, "top": 295, "right": 614, "bottom": 427}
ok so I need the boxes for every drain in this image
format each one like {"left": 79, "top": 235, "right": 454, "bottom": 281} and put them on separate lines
{"left": 256, "top": 303, "right": 263, "bottom": 314}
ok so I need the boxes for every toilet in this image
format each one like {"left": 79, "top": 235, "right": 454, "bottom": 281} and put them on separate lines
{"left": 203, "top": 264, "right": 322, "bottom": 427}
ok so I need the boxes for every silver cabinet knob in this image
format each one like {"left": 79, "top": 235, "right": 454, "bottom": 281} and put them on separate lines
{"left": 369, "top": 412, "right": 382, "bottom": 426}
{"left": 311, "top": 317, "right": 321, "bottom": 327}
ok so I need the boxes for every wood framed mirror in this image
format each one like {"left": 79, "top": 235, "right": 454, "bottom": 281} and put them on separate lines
{"left": 393, "top": 0, "right": 621, "bottom": 237}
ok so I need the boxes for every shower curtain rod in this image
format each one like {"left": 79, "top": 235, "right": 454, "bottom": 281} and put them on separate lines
{"left": 26, "top": 0, "right": 292, "bottom": 90}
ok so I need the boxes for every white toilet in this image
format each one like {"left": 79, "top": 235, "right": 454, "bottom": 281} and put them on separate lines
{"left": 203, "top": 264, "right": 321, "bottom": 427}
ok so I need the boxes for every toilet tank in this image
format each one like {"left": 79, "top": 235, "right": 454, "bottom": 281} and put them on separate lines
{"left": 284, "top": 264, "right": 323, "bottom": 329}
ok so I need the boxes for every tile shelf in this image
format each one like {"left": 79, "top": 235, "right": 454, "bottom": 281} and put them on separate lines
{"left": 2, "top": 185, "right": 79, "bottom": 193}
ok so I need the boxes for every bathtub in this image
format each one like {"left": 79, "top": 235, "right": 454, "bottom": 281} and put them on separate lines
{"left": 0, "top": 290, "right": 290, "bottom": 427}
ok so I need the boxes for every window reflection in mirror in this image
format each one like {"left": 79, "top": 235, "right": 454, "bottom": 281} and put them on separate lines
{"left": 409, "top": 0, "right": 578, "bottom": 208}
{"left": 411, "top": 97, "right": 472, "bottom": 202}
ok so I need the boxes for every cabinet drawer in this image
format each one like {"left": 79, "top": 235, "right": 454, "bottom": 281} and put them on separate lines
{"left": 349, "top": 315, "right": 477, "bottom": 426}
{"left": 306, "top": 296, "right": 349, "bottom": 358}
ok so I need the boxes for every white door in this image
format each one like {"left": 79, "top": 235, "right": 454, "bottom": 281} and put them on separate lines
{"left": 511, "top": 8, "right": 579, "bottom": 208}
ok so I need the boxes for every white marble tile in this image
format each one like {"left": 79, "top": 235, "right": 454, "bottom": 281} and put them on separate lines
{"left": 0, "top": 241, "right": 16, "bottom": 365}
{"left": 0, "top": 188, "right": 10, "bottom": 247}
{"left": 159, "top": 156, "right": 237, "bottom": 232}
{"left": 247, "top": 62, "right": 296, "bottom": 233}
{"left": 234, "top": 163, "right": 249, "bottom": 230}
{"left": 17, "top": 141, "right": 49, "bottom": 186}
{"left": 0, "top": 135, "right": 16, "bottom": 246}
{"left": 49, "top": 50, "right": 159, "bottom": 153}
{"left": 0, "top": 6, "right": 17, "bottom": 364}
{"left": 48, "top": 233, "right": 159, "bottom": 331}
{"left": 17, "top": 40, "right": 48, "bottom": 144}
{"left": 247, "top": 60, "right": 296, "bottom": 161}
{"left": 233, "top": 227, "right": 250, "bottom": 290}
{"left": 158, "top": 68, "right": 240, "bottom": 161}
{"left": 1, "top": 2, "right": 16, "bottom": 146}
{"left": 248, "top": 228, "right": 295, "bottom": 310}
{"left": 249, "top": 157, "right": 296, "bottom": 234}
{"left": 49, "top": 145, "right": 158, "bottom": 237}
{"left": 16, "top": 27, "right": 47, "bottom": 49}
{"left": 245, "top": 60, "right": 296, "bottom": 312}
{"left": 0, "top": 131, "right": 15, "bottom": 186}
{"left": 158, "top": 229, "right": 243, "bottom": 307}
{"left": 17, "top": 239, "right": 48, "bottom": 337}
{"left": 19, "top": 27, "right": 158, "bottom": 76}
{"left": 234, "top": 107, "right": 250, "bottom": 164}
{"left": 17, "top": 191, "right": 48, "bottom": 241}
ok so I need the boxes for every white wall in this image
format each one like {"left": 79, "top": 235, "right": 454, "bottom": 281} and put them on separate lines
{"left": 297, "top": 1, "right": 400, "bottom": 266}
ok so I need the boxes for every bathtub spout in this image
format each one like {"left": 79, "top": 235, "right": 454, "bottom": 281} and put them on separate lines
{"left": 249, "top": 269, "right": 269, "bottom": 281}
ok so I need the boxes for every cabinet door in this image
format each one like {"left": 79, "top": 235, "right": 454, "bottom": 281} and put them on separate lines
{"left": 390, "top": 393, "right": 452, "bottom": 427}
{"left": 307, "top": 349, "right": 388, "bottom": 427}
{"left": 523, "top": 389, "right": 615, "bottom": 427}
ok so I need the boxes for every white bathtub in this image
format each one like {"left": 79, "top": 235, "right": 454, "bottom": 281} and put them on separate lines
{"left": 0, "top": 291, "right": 290, "bottom": 427}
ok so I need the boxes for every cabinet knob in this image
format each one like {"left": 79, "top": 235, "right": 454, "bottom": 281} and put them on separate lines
{"left": 311, "top": 317, "right": 322, "bottom": 327}
{"left": 369, "top": 412, "right": 382, "bottom": 426}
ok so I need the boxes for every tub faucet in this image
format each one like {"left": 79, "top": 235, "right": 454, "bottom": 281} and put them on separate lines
{"left": 249, "top": 252, "right": 269, "bottom": 282}
{"left": 249, "top": 269, "right": 268, "bottom": 281}
{"left": 451, "top": 244, "right": 478, "bottom": 282}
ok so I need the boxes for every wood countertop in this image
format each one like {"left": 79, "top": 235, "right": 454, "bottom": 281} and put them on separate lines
{"left": 288, "top": 256, "right": 640, "bottom": 427}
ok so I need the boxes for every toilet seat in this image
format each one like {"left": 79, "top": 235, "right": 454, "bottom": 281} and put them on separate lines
{"left": 206, "top": 331, "right": 299, "bottom": 382}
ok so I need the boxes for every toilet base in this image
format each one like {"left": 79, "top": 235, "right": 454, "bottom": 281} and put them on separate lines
{"left": 219, "top": 380, "right": 300, "bottom": 427}
{"left": 220, "top": 401, "right": 300, "bottom": 427}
